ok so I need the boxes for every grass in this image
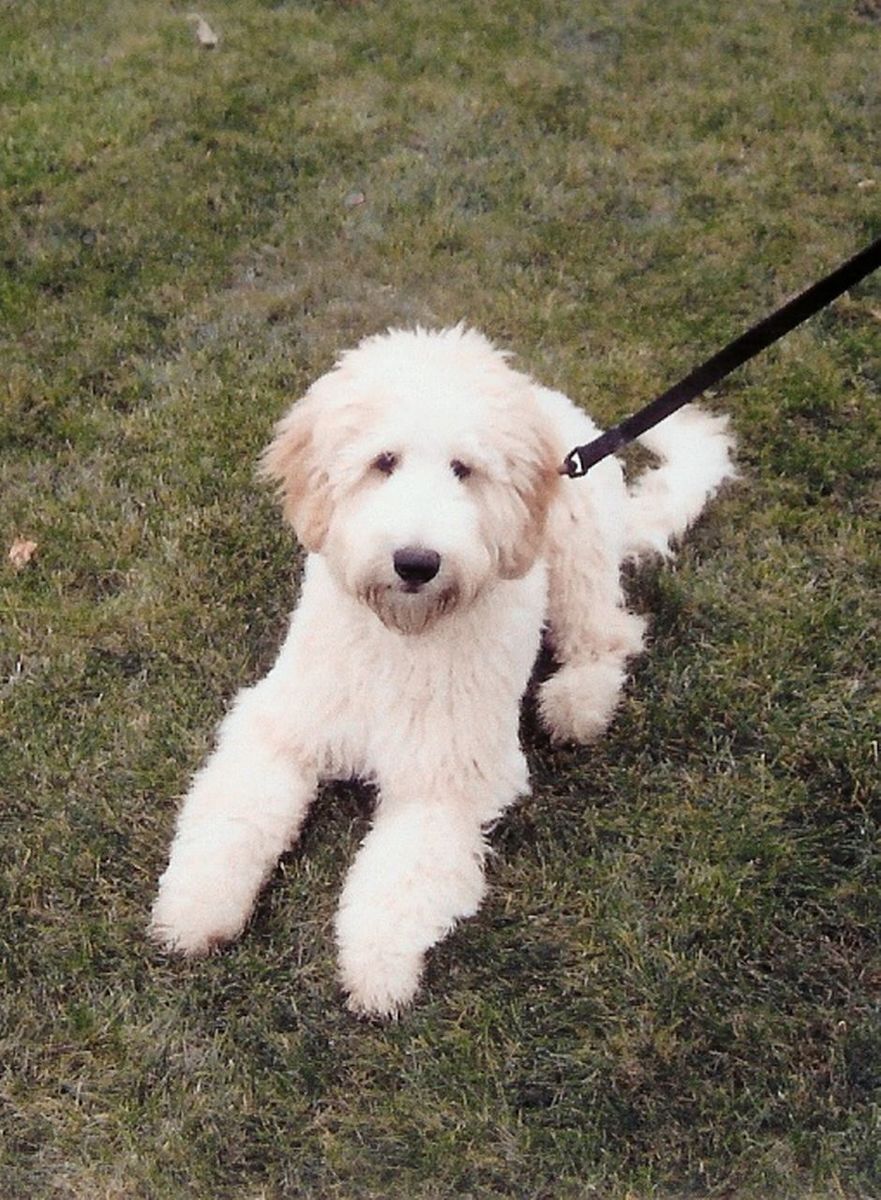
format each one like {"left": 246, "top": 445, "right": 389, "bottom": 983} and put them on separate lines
{"left": 1, "top": 0, "right": 880, "bottom": 1196}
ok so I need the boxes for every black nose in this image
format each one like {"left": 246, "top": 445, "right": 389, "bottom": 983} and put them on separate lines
{"left": 393, "top": 547, "right": 441, "bottom": 585}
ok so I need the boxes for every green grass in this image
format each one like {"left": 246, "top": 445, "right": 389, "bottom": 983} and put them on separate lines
{"left": 2, "top": 0, "right": 880, "bottom": 1196}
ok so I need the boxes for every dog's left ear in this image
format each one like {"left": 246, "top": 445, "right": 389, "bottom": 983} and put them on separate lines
{"left": 259, "top": 389, "right": 333, "bottom": 553}
{"left": 497, "top": 414, "right": 561, "bottom": 580}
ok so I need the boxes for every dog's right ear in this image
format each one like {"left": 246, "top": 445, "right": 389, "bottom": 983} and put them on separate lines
{"left": 259, "top": 390, "right": 332, "bottom": 553}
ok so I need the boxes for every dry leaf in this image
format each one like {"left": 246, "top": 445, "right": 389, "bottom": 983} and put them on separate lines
{"left": 869, "top": 308, "right": 881, "bottom": 323}
{"left": 187, "top": 13, "right": 219, "bottom": 47}
{"left": 856, "top": 178, "right": 876, "bottom": 190}
{"left": 8, "top": 538, "right": 38, "bottom": 570}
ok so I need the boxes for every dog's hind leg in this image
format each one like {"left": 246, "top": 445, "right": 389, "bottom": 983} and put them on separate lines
{"left": 537, "top": 406, "right": 735, "bottom": 744}
{"left": 538, "top": 474, "right": 646, "bottom": 744}
{"left": 335, "top": 798, "right": 489, "bottom": 1017}
{"left": 150, "top": 681, "right": 318, "bottom": 956}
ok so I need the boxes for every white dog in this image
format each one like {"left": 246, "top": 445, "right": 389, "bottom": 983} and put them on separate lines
{"left": 150, "top": 325, "right": 735, "bottom": 1016}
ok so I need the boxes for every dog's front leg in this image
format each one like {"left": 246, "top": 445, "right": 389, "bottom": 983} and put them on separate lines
{"left": 335, "top": 798, "right": 488, "bottom": 1018}
{"left": 150, "top": 681, "right": 317, "bottom": 956}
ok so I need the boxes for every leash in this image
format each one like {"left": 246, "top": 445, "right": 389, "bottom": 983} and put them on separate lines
{"left": 560, "top": 233, "right": 881, "bottom": 478}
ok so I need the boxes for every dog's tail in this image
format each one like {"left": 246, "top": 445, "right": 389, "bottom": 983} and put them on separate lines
{"left": 624, "top": 404, "right": 737, "bottom": 558}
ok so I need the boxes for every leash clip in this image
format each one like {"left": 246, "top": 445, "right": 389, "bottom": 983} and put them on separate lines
{"left": 560, "top": 427, "right": 627, "bottom": 478}
{"left": 560, "top": 449, "right": 586, "bottom": 478}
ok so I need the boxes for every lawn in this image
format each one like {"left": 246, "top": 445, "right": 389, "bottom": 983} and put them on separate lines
{"left": 1, "top": 1, "right": 880, "bottom": 1196}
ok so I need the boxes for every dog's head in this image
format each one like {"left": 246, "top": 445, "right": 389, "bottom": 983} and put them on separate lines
{"left": 261, "top": 326, "right": 561, "bottom": 634}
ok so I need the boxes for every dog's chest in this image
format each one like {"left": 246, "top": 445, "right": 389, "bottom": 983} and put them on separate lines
{"left": 276, "top": 558, "right": 548, "bottom": 783}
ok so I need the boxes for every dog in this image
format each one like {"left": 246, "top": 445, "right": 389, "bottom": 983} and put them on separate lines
{"left": 150, "top": 325, "right": 736, "bottom": 1016}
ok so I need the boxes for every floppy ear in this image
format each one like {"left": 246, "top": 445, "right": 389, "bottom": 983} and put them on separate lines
{"left": 259, "top": 390, "right": 332, "bottom": 553}
{"left": 497, "top": 415, "right": 561, "bottom": 580}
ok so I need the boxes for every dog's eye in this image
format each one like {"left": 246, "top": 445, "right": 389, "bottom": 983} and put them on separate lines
{"left": 372, "top": 452, "right": 398, "bottom": 476}
{"left": 451, "top": 459, "right": 472, "bottom": 481}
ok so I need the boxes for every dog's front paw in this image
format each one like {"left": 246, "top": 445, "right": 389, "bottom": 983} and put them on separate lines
{"left": 335, "top": 895, "right": 427, "bottom": 1018}
{"left": 149, "top": 871, "right": 251, "bottom": 956}
{"left": 337, "top": 939, "right": 424, "bottom": 1020}
{"left": 538, "top": 658, "right": 626, "bottom": 744}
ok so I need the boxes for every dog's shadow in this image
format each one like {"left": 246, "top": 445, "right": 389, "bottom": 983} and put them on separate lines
{"left": 519, "top": 630, "right": 558, "bottom": 746}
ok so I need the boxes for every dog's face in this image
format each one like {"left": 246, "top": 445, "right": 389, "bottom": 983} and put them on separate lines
{"left": 262, "top": 327, "right": 561, "bottom": 634}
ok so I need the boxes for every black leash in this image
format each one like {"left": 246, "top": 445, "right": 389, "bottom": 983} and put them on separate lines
{"left": 560, "top": 233, "right": 881, "bottom": 478}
